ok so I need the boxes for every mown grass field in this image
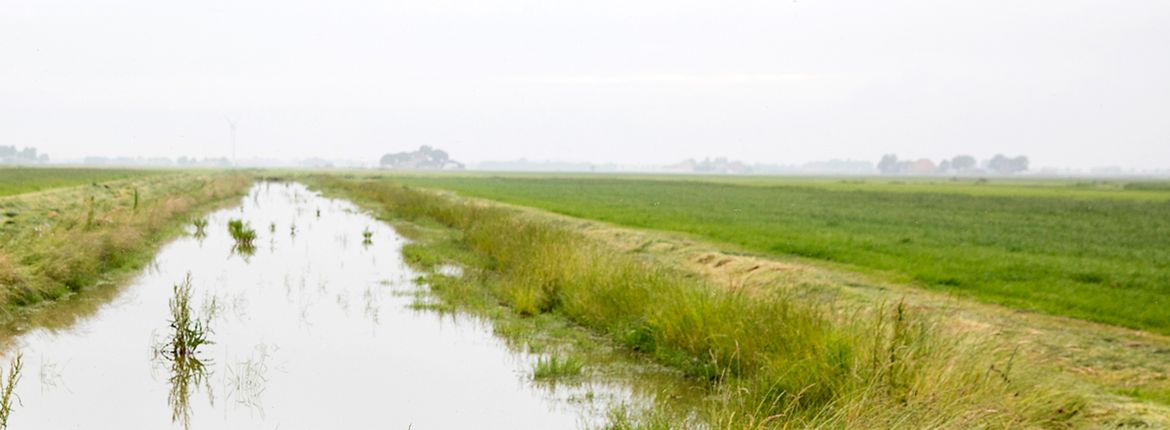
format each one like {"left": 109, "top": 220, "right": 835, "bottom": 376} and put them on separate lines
{"left": 0, "top": 167, "right": 164, "bottom": 197}
{"left": 382, "top": 174, "right": 1170, "bottom": 334}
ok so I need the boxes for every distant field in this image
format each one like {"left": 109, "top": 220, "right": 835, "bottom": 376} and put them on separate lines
{"left": 386, "top": 174, "right": 1170, "bottom": 333}
{"left": 0, "top": 167, "right": 163, "bottom": 197}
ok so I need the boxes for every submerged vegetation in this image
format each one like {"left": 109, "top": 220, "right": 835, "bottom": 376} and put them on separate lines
{"left": 310, "top": 175, "right": 1085, "bottom": 428}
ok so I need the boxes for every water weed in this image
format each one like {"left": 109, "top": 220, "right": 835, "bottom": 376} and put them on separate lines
{"left": 0, "top": 354, "right": 22, "bottom": 430}
{"left": 227, "top": 219, "right": 257, "bottom": 250}
{"left": 164, "top": 274, "right": 212, "bottom": 359}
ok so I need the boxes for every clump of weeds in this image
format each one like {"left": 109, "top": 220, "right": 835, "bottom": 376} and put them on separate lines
{"left": 362, "top": 228, "right": 373, "bottom": 245}
{"left": 158, "top": 274, "right": 213, "bottom": 429}
{"left": 227, "top": 219, "right": 256, "bottom": 251}
{"left": 164, "top": 274, "right": 213, "bottom": 359}
{"left": 533, "top": 354, "right": 584, "bottom": 379}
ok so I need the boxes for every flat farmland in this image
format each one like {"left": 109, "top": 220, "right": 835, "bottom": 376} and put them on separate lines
{"left": 387, "top": 175, "right": 1170, "bottom": 333}
{"left": 0, "top": 167, "right": 165, "bottom": 197}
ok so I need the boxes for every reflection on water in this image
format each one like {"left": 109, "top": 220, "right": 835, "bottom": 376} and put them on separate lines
{"left": 162, "top": 348, "right": 210, "bottom": 430}
{"left": 157, "top": 275, "right": 215, "bottom": 430}
{"left": 0, "top": 183, "right": 633, "bottom": 429}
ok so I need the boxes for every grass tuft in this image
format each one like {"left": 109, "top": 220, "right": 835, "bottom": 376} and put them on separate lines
{"left": 164, "top": 274, "right": 212, "bottom": 359}
{"left": 533, "top": 354, "right": 584, "bottom": 379}
{"left": 0, "top": 354, "right": 22, "bottom": 430}
{"left": 227, "top": 219, "right": 257, "bottom": 250}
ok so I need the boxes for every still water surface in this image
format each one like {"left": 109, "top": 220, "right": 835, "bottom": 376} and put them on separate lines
{"left": 1, "top": 183, "right": 623, "bottom": 429}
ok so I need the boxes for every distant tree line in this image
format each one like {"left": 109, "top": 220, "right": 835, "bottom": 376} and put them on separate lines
{"left": 877, "top": 154, "right": 1029, "bottom": 175}
{"left": 0, "top": 146, "right": 49, "bottom": 164}
{"left": 82, "top": 156, "right": 232, "bottom": 167}
{"left": 380, "top": 146, "right": 464, "bottom": 170}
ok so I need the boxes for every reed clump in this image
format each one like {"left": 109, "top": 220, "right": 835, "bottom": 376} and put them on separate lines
{"left": 227, "top": 219, "right": 257, "bottom": 250}
{"left": 311, "top": 176, "right": 1084, "bottom": 428}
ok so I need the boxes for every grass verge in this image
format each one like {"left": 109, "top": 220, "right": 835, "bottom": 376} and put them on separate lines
{"left": 309, "top": 174, "right": 1085, "bottom": 429}
{"left": 381, "top": 175, "right": 1170, "bottom": 334}
{"left": 0, "top": 172, "right": 251, "bottom": 329}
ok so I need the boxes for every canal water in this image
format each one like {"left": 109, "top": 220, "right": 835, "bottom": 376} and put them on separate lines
{"left": 0, "top": 182, "right": 625, "bottom": 429}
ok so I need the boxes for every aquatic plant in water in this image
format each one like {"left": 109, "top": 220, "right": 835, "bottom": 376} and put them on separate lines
{"left": 533, "top": 354, "right": 584, "bottom": 379}
{"left": 227, "top": 219, "right": 257, "bottom": 250}
{"left": 362, "top": 228, "right": 373, "bottom": 244}
{"left": 166, "top": 274, "right": 212, "bottom": 359}
{"left": 0, "top": 354, "right": 22, "bottom": 429}
{"left": 160, "top": 275, "right": 213, "bottom": 429}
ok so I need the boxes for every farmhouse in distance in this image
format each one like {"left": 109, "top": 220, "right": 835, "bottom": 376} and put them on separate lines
{"left": 379, "top": 145, "right": 464, "bottom": 170}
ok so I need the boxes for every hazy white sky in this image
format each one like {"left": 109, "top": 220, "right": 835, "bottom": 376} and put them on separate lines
{"left": 2, "top": 0, "right": 1168, "bottom": 168}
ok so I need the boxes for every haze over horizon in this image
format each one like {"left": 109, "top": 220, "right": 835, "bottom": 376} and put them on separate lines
{"left": 2, "top": 1, "right": 1168, "bottom": 170}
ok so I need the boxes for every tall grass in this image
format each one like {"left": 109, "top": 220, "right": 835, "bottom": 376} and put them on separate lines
{"left": 0, "top": 173, "right": 251, "bottom": 323}
{"left": 311, "top": 176, "right": 1083, "bottom": 428}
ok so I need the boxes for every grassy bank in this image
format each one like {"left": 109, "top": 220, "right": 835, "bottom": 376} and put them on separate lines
{"left": 378, "top": 175, "right": 1170, "bottom": 334}
{"left": 311, "top": 175, "right": 1082, "bottom": 428}
{"left": 0, "top": 171, "right": 251, "bottom": 326}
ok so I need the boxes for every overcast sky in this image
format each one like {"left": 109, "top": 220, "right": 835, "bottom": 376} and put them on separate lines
{"left": 2, "top": 0, "right": 1168, "bottom": 168}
